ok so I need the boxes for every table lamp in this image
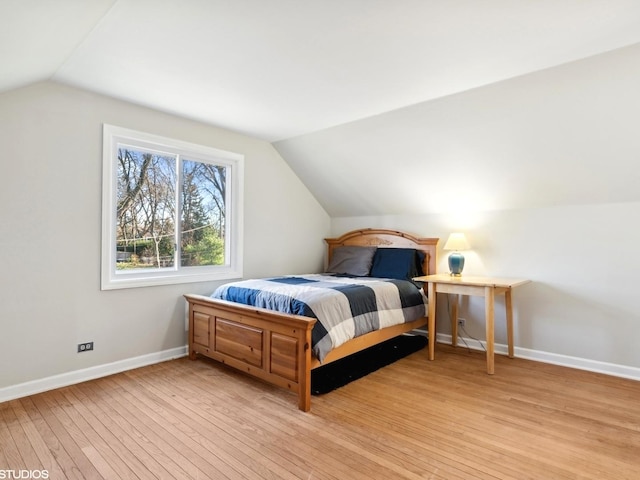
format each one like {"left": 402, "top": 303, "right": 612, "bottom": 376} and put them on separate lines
{"left": 443, "top": 233, "right": 470, "bottom": 276}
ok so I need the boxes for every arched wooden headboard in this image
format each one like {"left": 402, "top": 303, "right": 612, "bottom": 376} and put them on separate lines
{"left": 324, "top": 229, "right": 439, "bottom": 276}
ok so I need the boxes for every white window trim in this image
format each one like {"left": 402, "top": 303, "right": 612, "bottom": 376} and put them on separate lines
{"left": 101, "top": 124, "right": 244, "bottom": 290}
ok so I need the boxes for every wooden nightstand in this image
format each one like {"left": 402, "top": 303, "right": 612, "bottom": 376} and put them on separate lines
{"left": 413, "top": 274, "right": 530, "bottom": 374}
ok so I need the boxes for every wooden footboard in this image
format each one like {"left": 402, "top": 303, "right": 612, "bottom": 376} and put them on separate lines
{"left": 186, "top": 293, "right": 427, "bottom": 411}
{"left": 185, "top": 293, "right": 317, "bottom": 411}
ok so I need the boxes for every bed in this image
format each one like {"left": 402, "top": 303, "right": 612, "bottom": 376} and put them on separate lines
{"left": 185, "top": 229, "right": 439, "bottom": 411}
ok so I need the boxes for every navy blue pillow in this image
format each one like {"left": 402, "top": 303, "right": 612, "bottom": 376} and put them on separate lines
{"left": 370, "top": 248, "right": 425, "bottom": 281}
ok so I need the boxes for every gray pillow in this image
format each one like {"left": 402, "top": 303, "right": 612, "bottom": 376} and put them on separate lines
{"left": 326, "top": 246, "right": 377, "bottom": 276}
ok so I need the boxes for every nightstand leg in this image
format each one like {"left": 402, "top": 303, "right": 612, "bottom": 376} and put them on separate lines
{"left": 485, "top": 286, "right": 495, "bottom": 375}
{"left": 450, "top": 294, "right": 459, "bottom": 347}
{"left": 427, "top": 282, "right": 436, "bottom": 361}
{"left": 505, "top": 289, "right": 514, "bottom": 358}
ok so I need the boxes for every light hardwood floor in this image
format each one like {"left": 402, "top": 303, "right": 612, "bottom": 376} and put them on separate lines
{"left": 2, "top": 344, "right": 639, "bottom": 479}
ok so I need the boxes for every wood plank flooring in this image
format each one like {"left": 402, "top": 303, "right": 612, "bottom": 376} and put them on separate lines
{"left": 2, "top": 344, "right": 640, "bottom": 479}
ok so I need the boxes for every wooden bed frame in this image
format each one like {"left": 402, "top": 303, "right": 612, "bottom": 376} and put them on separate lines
{"left": 185, "top": 229, "right": 439, "bottom": 411}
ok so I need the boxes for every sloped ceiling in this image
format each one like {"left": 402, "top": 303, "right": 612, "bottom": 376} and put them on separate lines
{"left": 275, "top": 42, "right": 640, "bottom": 216}
{"left": 3, "top": 1, "right": 640, "bottom": 216}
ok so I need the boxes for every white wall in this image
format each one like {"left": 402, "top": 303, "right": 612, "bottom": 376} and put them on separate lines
{"left": 272, "top": 43, "right": 640, "bottom": 379}
{"left": 332, "top": 203, "right": 640, "bottom": 377}
{"left": 0, "top": 82, "right": 329, "bottom": 393}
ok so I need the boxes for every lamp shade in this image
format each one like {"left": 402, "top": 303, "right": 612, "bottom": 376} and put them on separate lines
{"left": 443, "top": 233, "right": 470, "bottom": 251}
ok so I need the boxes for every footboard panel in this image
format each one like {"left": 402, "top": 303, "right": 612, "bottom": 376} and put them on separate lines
{"left": 185, "top": 294, "right": 316, "bottom": 411}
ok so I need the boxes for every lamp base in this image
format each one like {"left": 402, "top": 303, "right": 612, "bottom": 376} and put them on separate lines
{"left": 448, "top": 252, "right": 465, "bottom": 276}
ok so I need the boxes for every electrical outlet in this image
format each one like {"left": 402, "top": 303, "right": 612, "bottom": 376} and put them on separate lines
{"left": 457, "top": 318, "right": 466, "bottom": 327}
{"left": 78, "top": 342, "right": 94, "bottom": 353}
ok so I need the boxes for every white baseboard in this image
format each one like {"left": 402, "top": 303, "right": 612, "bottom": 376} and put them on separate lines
{"left": 430, "top": 331, "right": 640, "bottom": 382}
{"left": 0, "top": 346, "right": 188, "bottom": 403}
{"left": 3, "top": 334, "right": 640, "bottom": 404}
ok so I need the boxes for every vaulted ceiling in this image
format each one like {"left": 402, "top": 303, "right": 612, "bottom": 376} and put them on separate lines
{"left": 3, "top": 0, "right": 640, "bottom": 141}
{"left": 4, "top": 1, "right": 640, "bottom": 215}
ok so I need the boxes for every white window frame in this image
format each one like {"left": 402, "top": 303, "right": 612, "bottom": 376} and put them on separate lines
{"left": 101, "top": 124, "right": 244, "bottom": 290}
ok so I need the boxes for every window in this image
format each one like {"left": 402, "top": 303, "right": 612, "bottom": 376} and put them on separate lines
{"left": 102, "top": 124, "right": 243, "bottom": 290}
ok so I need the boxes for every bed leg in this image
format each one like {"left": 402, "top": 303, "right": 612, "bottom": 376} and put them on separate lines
{"left": 299, "top": 344, "right": 312, "bottom": 412}
{"left": 299, "top": 389, "right": 311, "bottom": 412}
{"left": 298, "top": 365, "right": 311, "bottom": 411}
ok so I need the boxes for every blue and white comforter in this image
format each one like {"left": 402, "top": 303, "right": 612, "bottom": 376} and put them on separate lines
{"left": 212, "top": 274, "right": 427, "bottom": 362}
